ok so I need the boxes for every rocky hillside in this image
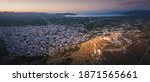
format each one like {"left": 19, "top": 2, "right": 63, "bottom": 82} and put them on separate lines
{"left": 47, "top": 27, "right": 150, "bottom": 65}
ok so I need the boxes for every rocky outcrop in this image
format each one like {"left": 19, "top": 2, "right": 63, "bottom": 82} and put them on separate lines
{"left": 70, "top": 28, "right": 150, "bottom": 64}
{"left": 71, "top": 31, "right": 133, "bottom": 64}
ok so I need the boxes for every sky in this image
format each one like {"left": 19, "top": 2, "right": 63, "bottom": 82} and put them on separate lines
{"left": 0, "top": 0, "right": 150, "bottom": 13}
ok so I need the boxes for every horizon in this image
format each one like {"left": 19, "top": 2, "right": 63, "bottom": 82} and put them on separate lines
{"left": 0, "top": 9, "right": 150, "bottom": 15}
{"left": 0, "top": 0, "right": 150, "bottom": 14}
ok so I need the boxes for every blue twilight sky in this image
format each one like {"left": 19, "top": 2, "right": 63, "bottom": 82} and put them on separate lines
{"left": 0, "top": 0, "right": 150, "bottom": 13}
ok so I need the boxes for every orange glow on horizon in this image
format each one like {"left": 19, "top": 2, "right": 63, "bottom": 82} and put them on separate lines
{"left": 0, "top": 0, "right": 149, "bottom": 13}
{"left": 0, "top": 0, "right": 102, "bottom": 13}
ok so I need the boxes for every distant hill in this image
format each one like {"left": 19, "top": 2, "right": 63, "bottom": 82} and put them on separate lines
{"left": 0, "top": 12, "right": 77, "bottom": 16}
{"left": 54, "top": 13, "right": 77, "bottom": 15}
{"left": 122, "top": 10, "right": 150, "bottom": 15}
{"left": 80, "top": 10, "right": 150, "bottom": 16}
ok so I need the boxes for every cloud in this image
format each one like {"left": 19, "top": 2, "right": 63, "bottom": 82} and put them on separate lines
{"left": 119, "top": 0, "right": 150, "bottom": 9}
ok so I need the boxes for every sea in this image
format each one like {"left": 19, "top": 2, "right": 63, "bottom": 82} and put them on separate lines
{"left": 65, "top": 14, "right": 125, "bottom": 17}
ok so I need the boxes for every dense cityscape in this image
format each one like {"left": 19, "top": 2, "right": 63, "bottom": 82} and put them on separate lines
{"left": 0, "top": 12, "right": 150, "bottom": 64}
